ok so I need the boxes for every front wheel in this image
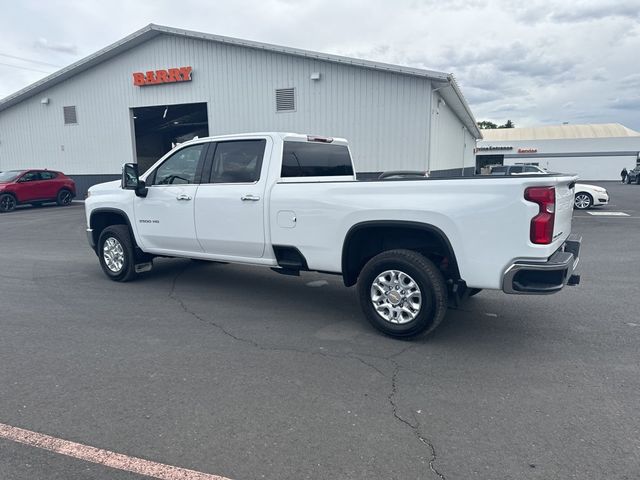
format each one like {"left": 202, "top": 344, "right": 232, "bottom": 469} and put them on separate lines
{"left": 357, "top": 249, "right": 448, "bottom": 338}
{"left": 574, "top": 192, "right": 593, "bottom": 210}
{"left": 0, "top": 193, "right": 17, "bottom": 212}
{"left": 98, "top": 225, "right": 137, "bottom": 282}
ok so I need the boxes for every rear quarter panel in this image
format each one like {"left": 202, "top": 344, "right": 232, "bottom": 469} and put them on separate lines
{"left": 269, "top": 175, "right": 577, "bottom": 289}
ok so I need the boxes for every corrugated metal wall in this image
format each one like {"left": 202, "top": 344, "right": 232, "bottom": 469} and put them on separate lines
{"left": 428, "top": 94, "right": 475, "bottom": 176}
{"left": 0, "top": 34, "right": 472, "bottom": 178}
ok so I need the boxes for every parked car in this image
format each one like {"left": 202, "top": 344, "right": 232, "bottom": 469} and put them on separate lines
{"left": 573, "top": 184, "right": 609, "bottom": 210}
{"left": 490, "top": 165, "right": 547, "bottom": 175}
{"left": 85, "top": 132, "right": 581, "bottom": 339}
{"left": 0, "top": 169, "right": 76, "bottom": 212}
{"left": 626, "top": 167, "right": 640, "bottom": 184}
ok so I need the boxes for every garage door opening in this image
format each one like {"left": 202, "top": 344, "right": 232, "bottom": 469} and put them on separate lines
{"left": 476, "top": 154, "right": 504, "bottom": 174}
{"left": 131, "top": 102, "right": 209, "bottom": 173}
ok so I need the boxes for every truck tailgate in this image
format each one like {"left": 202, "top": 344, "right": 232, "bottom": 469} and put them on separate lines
{"left": 554, "top": 179, "right": 575, "bottom": 243}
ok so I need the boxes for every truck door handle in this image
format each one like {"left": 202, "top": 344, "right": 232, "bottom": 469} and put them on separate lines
{"left": 176, "top": 193, "right": 192, "bottom": 201}
{"left": 241, "top": 195, "right": 260, "bottom": 201}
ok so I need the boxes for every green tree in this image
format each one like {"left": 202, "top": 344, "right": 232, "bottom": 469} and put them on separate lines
{"left": 477, "top": 120, "right": 498, "bottom": 129}
{"left": 498, "top": 120, "right": 515, "bottom": 128}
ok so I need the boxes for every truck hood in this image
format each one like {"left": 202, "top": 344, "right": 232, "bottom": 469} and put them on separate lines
{"left": 88, "top": 180, "right": 120, "bottom": 193}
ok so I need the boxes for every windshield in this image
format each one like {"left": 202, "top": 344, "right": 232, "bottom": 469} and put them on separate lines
{"left": 0, "top": 170, "right": 23, "bottom": 182}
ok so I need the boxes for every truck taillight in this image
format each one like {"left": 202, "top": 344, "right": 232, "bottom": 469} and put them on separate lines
{"left": 525, "top": 186, "right": 555, "bottom": 244}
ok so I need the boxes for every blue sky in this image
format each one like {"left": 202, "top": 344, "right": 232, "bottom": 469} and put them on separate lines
{"left": 1, "top": 0, "right": 639, "bottom": 130}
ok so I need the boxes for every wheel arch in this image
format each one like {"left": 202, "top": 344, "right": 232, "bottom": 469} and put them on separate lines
{"left": 89, "top": 208, "right": 138, "bottom": 253}
{"left": 341, "top": 220, "right": 461, "bottom": 287}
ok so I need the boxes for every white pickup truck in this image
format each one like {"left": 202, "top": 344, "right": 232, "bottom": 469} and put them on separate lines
{"left": 85, "top": 133, "right": 581, "bottom": 338}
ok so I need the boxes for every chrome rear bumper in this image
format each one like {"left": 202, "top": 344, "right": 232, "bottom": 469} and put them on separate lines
{"left": 503, "top": 234, "right": 582, "bottom": 295}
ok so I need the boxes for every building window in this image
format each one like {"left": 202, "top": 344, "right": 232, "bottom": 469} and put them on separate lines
{"left": 63, "top": 106, "right": 78, "bottom": 125}
{"left": 275, "top": 88, "right": 295, "bottom": 112}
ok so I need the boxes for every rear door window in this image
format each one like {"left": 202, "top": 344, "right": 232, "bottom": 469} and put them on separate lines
{"left": 282, "top": 142, "right": 353, "bottom": 177}
{"left": 209, "top": 140, "right": 266, "bottom": 183}
{"left": 40, "top": 171, "right": 58, "bottom": 180}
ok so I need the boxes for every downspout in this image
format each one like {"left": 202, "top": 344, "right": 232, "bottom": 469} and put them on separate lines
{"left": 462, "top": 125, "right": 468, "bottom": 177}
{"left": 430, "top": 85, "right": 448, "bottom": 174}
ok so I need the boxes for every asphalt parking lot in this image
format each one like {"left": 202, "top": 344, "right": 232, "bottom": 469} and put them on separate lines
{"left": 0, "top": 181, "right": 639, "bottom": 480}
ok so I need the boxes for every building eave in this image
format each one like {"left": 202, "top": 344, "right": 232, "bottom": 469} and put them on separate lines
{"left": 0, "top": 24, "right": 478, "bottom": 134}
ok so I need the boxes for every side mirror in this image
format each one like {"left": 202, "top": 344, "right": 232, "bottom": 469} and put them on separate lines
{"left": 121, "top": 163, "right": 147, "bottom": 197}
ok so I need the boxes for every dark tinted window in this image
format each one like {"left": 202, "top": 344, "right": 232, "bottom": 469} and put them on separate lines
{"left": 152, "top": 144, "right": 204, "bottom": 185}
{"left": 210, "top": 140, "right": 266, "bottom": 183}
{"left": 282, "top": 142, "right": 353, "bottom": 177}
{"left": 20, "top": 171, "right": 41, "bottom": 182}
{"left": 490, "top": 166, "right": 507, "bottom": 175}
{"left": 509, "top": 166, "right": 524, "bottom": 173}
{"left": 40, "top": 171, "right": 58, "bottom": 180}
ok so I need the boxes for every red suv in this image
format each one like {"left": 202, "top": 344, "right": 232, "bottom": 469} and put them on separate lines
{"left": 0, "top": 169, "right": 76, "bottom": 212}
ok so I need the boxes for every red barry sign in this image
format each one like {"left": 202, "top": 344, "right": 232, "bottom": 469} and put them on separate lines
{"left": 132, "top": 67, "right": 192, "bottom": 86}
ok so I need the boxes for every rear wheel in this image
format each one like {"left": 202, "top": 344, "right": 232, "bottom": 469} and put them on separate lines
{"left": 0, "top": 193, "right": 16, "bottom": 212}
{"left": 56, "top": 189, "right": 73, "bottom": 206}
{"left": 98, "top": 225, "right": 137, "bottom": 282}
{"left": 357, "top": 249, "right": 448, "bottom": 338}
{"left": 574, "top": 192, "right": 592, "bottom": 210}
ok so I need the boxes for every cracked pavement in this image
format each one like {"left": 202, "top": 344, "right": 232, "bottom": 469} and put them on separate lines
{"left": 1, "top": 183, "right": 639, "bottom": 480}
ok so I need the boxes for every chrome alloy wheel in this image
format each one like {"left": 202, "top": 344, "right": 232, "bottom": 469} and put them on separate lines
{"left": 574, "top": 193, "right": 591, "bottom": 209}
{"left": 103, "top": 237, "right": 125, "bottom": 273}
{"left": 370, "top": 270, "right": 422, "bottom": 324}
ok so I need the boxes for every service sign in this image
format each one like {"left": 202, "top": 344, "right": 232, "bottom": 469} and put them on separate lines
{"left": 133, "top": 66, "right": 192, "bottom": 86}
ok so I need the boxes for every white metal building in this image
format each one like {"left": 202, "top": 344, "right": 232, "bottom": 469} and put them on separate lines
{"left": 476, "top": 123, "right": 640, "bottom": 181}
{"left": 0, "top": 24, "right": 480, "bottom": 195}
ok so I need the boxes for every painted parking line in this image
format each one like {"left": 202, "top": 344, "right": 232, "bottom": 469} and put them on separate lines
{"left": 0, "top": 422, "right": 233, "bottom": 480}
{"left": 586, "top": 211, "right": 630, "bottom": 216}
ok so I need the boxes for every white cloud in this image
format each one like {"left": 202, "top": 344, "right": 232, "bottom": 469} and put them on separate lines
{"left": 0, "top": 0, "right": 639, "bottom": 130}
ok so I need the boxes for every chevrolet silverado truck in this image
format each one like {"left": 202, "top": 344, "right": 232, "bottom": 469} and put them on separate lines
{"left": 85, "top": 133, "right": 581, "bottom": 338}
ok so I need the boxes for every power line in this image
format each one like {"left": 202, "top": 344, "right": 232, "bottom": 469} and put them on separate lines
{"left": 0, "top": 62, "right": 52, "bottom": 74}
{"left": 0, "top": 52, "right": 62, "bottom": 68}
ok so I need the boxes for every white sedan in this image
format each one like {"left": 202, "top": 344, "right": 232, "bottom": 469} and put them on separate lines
{"left": 574, "top": 184, "right": 609, "bottom": 210}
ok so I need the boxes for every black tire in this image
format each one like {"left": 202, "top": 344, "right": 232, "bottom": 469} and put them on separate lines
{"left": 357, "top": 249, "right": 448, "bottom": 338}
{"left": 56, "top": 189, "right": 73, "bottom": 206}
{"left": 468, "top": 288, "right": 482, "bottom": 297}
{"left": 97, "top": 225, "right": 137, "bottom": 282}
{"left": 626, "top": 176, "right": 631, "bottom": 184}
{"left": 636, "top": 176, "right": 640, "bottom": 185}
{"left": 574, "top": 192, "right": 593, "bottom": 210}
{"left": 0, "top": 193, "right": 17, "bottom": 212}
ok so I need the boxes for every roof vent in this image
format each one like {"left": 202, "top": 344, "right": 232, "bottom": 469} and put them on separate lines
{"left": 63, "top": 106, "right": 77, "bottom": 125}
{"left": 276, "top": 88, "right": 295, "bottom": 112}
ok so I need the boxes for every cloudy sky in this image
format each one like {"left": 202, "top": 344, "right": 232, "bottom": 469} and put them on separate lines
{"left": 1, "top": 0, "right": 639, "bottom": 130}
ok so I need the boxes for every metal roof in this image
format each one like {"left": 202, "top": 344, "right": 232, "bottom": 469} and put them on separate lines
{"left": 480, "top": 123, "right": 640, "bottom": 141}
{"left": 0, "top": 24, "right": 481, "bottom": 138}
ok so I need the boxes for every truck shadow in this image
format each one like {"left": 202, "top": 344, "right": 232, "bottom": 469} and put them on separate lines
{"left": 143, "top": 258, "right": 536, "bottom": 354}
